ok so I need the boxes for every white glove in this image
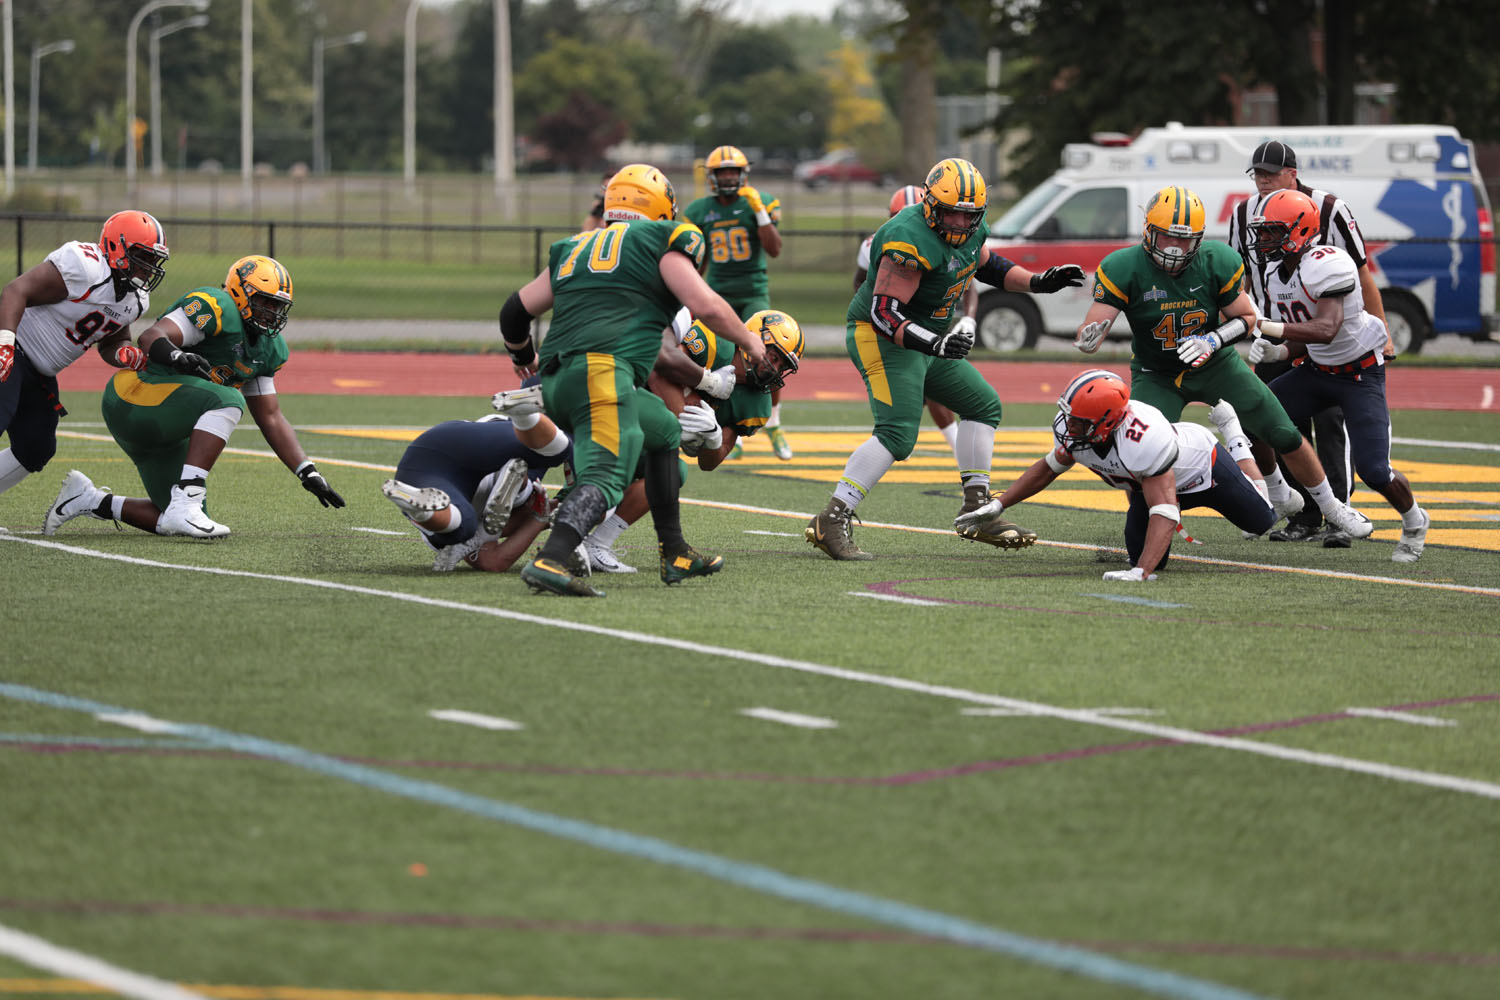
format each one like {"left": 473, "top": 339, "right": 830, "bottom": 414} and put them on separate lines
{"left": 950, "top": 315, "right": 977, "bottom": 339}
{"left": 953, "top": 497, "right": 1003, "bottom": 528}
{"left": 695, "top": 364, "right": 737, "bottom": 400}
{"left": 1102, "top": 566, "right": 1157, "bottom": 582}
{"left": 1074, "top": 319, "right": 1109, "bottom": 354}
{"left": 1176, "top": 331, "right": 1221, "bottom": 368}
{"left": 678, "top": 401, "right": 723, "bottom": 455}
{"left": 1248, "top": 336, "right": 1289, "bottom": 364}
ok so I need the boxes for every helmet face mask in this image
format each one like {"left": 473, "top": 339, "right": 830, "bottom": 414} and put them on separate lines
{"left": 705, "top": 145, "right": 750, "bottom": 198}
{"left": 922, "top": 158, "right": 987, "bottom": 246}
{"left": 1250, "top": 188, "right": 1318, "bottom": 263}
{"left": 1142, "top": 186, "right": 1205, "bottom": 275}
{"left": 1056, "top": 369, "right": 1129, "bottom": 451}
{"left": 100, "top": 211, "right": 169, "bottom": 295}
{"left": 604, "top": 164, "right": 678, "bottom": 222}
{"left": 741, "top": 309, "right": 805, "bottom": 393}
{"left": 225, "top": 255, "right": 293, "bottom": 341}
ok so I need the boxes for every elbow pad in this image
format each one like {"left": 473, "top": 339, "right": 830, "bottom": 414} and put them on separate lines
{"left": 499, "top": 292, "right": 536, "bottom": 366}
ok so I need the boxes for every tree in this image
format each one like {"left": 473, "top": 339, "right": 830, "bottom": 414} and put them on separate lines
{"left": 821, "top": 41, "right": 898, "bottom": 170}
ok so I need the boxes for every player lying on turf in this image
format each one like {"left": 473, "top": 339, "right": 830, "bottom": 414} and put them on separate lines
{"left": 956, "top": 369, "right": 1276, "bottom": 581}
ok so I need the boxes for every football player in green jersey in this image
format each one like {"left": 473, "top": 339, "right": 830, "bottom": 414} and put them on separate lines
{"left": 1074, "top": 185, "right": 1372, "bottom": 537}
{"left": 45, "top": 256, "right": 344, "bottom": 540}
{"left": 807, "top": 157, "right": 1085, "bottom": 561}
{"left": 683, "top": 145, "right": 795, "bottom": 461}
{"left": 500, "top": 163, "right": 768, "bottom": 597}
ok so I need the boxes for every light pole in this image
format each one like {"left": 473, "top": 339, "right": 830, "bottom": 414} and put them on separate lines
{"left": 28, "top": 39, "right": 74, "bottom": 173}
{"left": 404, "top": 0, "right": 420, "bottom": 196}
{"left": 150, "top": 14, "right": 208, "bottom": 176}
{"left": 126, "top": 0, "right": 210, "bottom": 195}
{"left": 493, "top": 0, "right": 514, "bottom": 217}
{"left": 312, "top": 30, "right": 365, "bottom": 174}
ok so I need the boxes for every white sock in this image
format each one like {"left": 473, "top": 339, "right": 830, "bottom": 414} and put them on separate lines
{"left": 767, "top": 403, "right": 782, "bottom": 428}
{"left": 534, "top": 426, "right": 569, "bottom": 455}
{"left": 1401, "top": 503, "right": 1425, "bottom": 530}
{"left": 1306, "top": 477, "right": 1339, "bottom": 514}
{"left": 0, "top": 448, "right": 27, "bottom": 495}
{"left": 832, "top": 436, "right": 895, "bottom": 510}
{"left": 590, "top": 512, "right": 630, "bottom": 546}
{"left": 180, "top": 464, "right": 211, "bottom": 483}
{"left": 108, "top": 495, "right": 126, "bottom": 521}
{"left": 954, "top": 420, "right": 996, "bottom": 489}
{"left": 939, "top": 422, "right": 958, "bottom": 451}
{"left": 1263, "top": 466, "right": 1290, "bottom": 503}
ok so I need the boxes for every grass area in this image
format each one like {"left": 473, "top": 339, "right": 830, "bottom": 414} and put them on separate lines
{"left": 2, "top": 396, "right": 1498, "bottom": 1000}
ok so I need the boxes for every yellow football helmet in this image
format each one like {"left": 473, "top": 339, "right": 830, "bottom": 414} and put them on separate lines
{"left": 224, "top": 255, "right": 293, "bottom": 341}
{"left": 604, "top": 164, "right": 678, "bottom": 222}
{"left": 922, "top": 158, "right": 988, "bottom": 246}
{"left": 742, "top": 309, "right": 804, "bottom": 392}
{"left": 1142, "top": 185, "right": 1206, "bottom": 274}
{"left": 705, "top": 145, "right": 750, "bottom": 197}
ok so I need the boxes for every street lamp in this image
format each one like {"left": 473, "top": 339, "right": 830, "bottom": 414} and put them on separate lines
{"left": 126, "top": 0, "right": 210, "bottom": 194}
{"left": 28, "top": 39, "right": 75, "bottom": 172}
{"left": 150, "top": 14, "right": 209, "bottom": 176}
{"left": 404, "top": 0, "right": 420, "bottom": 195}
{"left": 312, "top": 30, "right": 365, "bottom": 174}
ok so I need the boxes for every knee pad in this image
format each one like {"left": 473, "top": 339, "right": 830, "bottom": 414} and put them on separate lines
{"left": 554, "top": 482, "right": 608, "bottom": 539}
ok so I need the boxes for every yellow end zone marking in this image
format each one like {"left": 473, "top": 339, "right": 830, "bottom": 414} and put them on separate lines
{"left": 0, "top": 982, "right": 657, "bottom": 1000}
{"left": 329, "top": 379, "right": 384, "bottom": 389}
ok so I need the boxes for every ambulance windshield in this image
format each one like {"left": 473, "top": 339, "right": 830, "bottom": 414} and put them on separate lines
{"left": 991, "top": 180, "right": 1065, "bottom": 238}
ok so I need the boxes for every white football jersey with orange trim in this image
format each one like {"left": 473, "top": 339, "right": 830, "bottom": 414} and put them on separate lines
{"left": 1264, "top": 243, "right": 1386, "bottom": 366}
{"left": 16, "top": 241, "right": 150, "bottom": 376}
{"left": 1056, "top": 400, "right": 1218, "bottom": 495}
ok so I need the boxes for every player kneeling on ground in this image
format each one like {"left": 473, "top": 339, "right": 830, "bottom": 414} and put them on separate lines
{"left": 44, "top": 255, "right": 343, "bottom": 539}
{"left": 957, "top": 370, "right": 1276, "bottom": 581}
{"left": 382, "top": 407, "right": 571, "bottom": 572}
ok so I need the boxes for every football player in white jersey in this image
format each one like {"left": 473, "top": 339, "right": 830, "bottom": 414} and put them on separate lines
{"left": 0, "top": 210, "right": 169, "bottom": 497}
{"left": 957, "top": 369, "right": 1276, "bottom": 581}
{"left": 1247, "top": 189, "right": 1430, "bottom": 563}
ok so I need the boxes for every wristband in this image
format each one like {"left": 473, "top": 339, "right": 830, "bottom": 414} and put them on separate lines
{"left": 1044, "top": 450, "right": 1069, "bottom": 474}
{"left": 295, "top": 460, "right": 316, "bottom": 478}
{"left": 1148, "top": 503, "right": 1181, "bottom": 523}
{"left": 1259, "top": 319, "right": 1284, "bottom": 339}
{"left": 754, "top": 209, "right": 772, "bottom": 227}
{"left": 1211, "top": 316, "right": 1250, "bottom": 346}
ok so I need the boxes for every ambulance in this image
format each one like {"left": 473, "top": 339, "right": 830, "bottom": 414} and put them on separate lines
{"left": 974, "top": 122, "right": 1496, "bottom": 355}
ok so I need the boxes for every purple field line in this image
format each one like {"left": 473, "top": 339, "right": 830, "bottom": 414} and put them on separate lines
{"left": 7, "top": 694, "right": 1497, "bottom": 787}
{"left": 0, "top": 899, "right": 1493, "bottom": 966}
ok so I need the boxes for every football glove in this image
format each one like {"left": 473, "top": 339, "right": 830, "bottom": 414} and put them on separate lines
{"left": 297, "top": 462, "right": 346, "bottom": 508}
{"left": 114, "top": 344, "right": 148, "bottom": 371}
{"left": 695, "top": 364, "right": 737, "bottom": 400}
{"left": 930, "top": 324, "right": 975, "bottom": 360}
{"left": 1103, "top": 566, "right": 1157, "bottom": 582}
{"left": 1176, "top": 332, "right": 1220, "bottom": 368}
{"left": 1248, "top": 337, "right": 1289, "bottom": 364}
{"left": 678, "top": 401, "right": 723, "bottom": 455}
{"left": 0, "top": 329, "right": 14, "bottom": 383}
{"left": 1030, "top": 264, "right": 1085, "bottom": 294}
{"left": 148, "top": 336, "right": 214, "bottom": 380}
{"left": 1074, "top": 319, "right": 1109, "bottom": 354}
{"left": 950, "top": 315, "right": 977, "bottom": 340}
{"left": 740, "top": 184, "right": 766, "bottom": 215}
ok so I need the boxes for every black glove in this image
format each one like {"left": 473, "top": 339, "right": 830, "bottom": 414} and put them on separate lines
{"left": 297, "top": 462, "right": 346, "bottom": 508}
{"left": 1030, "top": 264, "right": 1086, "bottom": 294}
{"left": 147, "top": 336, "right": 214, "bottom": 379}
{"left": 932, "top": 326, "right": 975, "bottom": 360}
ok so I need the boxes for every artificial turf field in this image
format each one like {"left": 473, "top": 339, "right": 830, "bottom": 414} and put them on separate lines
{"left": 2, "top": 392, "right": 1498, "bottom": 1000}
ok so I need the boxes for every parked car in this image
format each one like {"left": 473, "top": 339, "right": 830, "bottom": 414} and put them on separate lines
{"left": 794, "top": 148, "right": 885, "bottom": 190}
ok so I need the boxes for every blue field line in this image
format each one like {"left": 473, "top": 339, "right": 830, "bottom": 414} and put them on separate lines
{"left": 0, "top": 682, "right": 1275, "bottom": 1000}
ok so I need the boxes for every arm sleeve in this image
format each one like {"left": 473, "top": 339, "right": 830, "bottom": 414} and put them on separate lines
{"left": 974, "top": 252, "right": 1016, "bottom": 287}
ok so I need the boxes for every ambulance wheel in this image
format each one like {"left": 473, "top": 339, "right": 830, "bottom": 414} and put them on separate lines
{"left": 975, "top": 292, "right": 1042, "bottom": 353}
{"left": 1382, "top": 293, "right": 1429, "bottom": 356}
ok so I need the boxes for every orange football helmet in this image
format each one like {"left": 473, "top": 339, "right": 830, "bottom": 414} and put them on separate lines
{"left": 1250, "top": 188, "right": 1319, "bottom": 261}
{"left": 888, "top": 184, "right": 925, "bottom": 217}
{"left": 1056, "top": 369, "right": 1130, "bottom": 450}
{"left": 99, "top": 210, "right": 169, "bottom": 295}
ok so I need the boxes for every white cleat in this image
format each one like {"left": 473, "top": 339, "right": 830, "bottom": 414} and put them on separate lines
{"left": 491, "top": 385, "right": 544, "bottom": 418}
{"left": 431, "top": 528, "right": 495, "bottom": 572}
{"left": 382, "top": 479, "right": 450, "bottom": 520}
{"left": 1324, "top": 502, "right": 1375, "bottom": 540}
{"left": 480, "top": 459, "right": 530, "bottom": 535}
{"left": 582, "top": 535, "right": 638, "bottom": 574}
{"left": 1391, "top": 510, "right": 1430, "bottom": 563}
{"left": 43, "top": 469, "right": 109, "bottom": 536}
{"left": 1271, "top": 490, "right": 1305, "bottom": 523}
{"left": 157, "top": 483, "right": 230, "bottom": 538}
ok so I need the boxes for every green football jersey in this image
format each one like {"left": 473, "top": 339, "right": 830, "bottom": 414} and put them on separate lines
{"left": 539, "top": 219, "right": 707, "bottom": 384}
{"left": 682, "top": 190, "right": 781, "bottom": 301}
{"left": 1092, "top": 240, "right": 1245, "bottom": 376}
{"left": 150, "top": 286, "right": 289, "bottom": 388}
{"left": 679, "top": 318, "right": 770, "bottom": 438}
{"left": 847, "top": 205, "right": 988, "bottom": 333}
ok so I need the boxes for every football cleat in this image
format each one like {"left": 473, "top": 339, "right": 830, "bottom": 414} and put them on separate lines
{"left": 1270, "top": 490, "right": 1305, "bottom": 523}
{"left": 521, "top": 556, "right": 604, "bottom": 597}
{"left": 1391, "top": 509, "right": 1429, "bottom": 563}
{"left": 955, "top": 486, "right": 1037, "bottom": 550}
{"left": 659, "top": 544, "right": 723, "bottom": 585}
{"left": 491, "top": 385, "right": 544, "bottom": 418}
{"left": 432, "top": 529, "right": 496, "bottom": 572}
{"left": 157, "top": 483, "right": 230, "bottom": 538}
{"left": 43, "top": 469, "right": 110, "bottom": 536}
{"left": 1324, "top": 502, "right": 1375, "bottom": 539}
{"left": 1268, "top": 520, "right": 1320, "bottom": 542}
{"left": 479, "top": 459, "right": 530, "bottom": 535}
{"left": 766, "top": 425, "right": 793, "bottom": 461}
{"left": 382, "top": 479, "right": 450, "bottom": 521}
{"left": 805, "top": 496, "right": 873, "bottom": 561}
{"left": 583, "top": 536, "right": 637, "bottom": 574}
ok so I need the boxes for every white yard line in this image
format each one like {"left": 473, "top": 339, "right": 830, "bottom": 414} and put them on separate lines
{"left": 351, "top": 526, "right": 409, "bottom": 536}
{"left": 96, "top": 712, "right": 185, "bottom": 735}
{"left": 7, "top": 531, "right": 1499, "bottom": 802}
{"left": 0, "top": 923, "right": 210, "bottom": 1000}
{"left": 1345, "top": 707, "right": 1458, "bottom": 728}
{"left": 847, "top": 591, "right": 947, "bottom": 607}
{"left": 429, "top": 709, "right": 524, "bottom": 731}
{"left": 740, "top": 708, "right": 838, "bottom": 729}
